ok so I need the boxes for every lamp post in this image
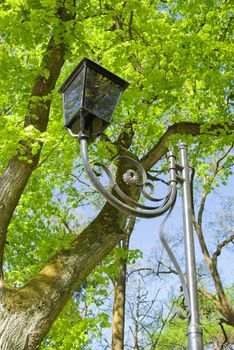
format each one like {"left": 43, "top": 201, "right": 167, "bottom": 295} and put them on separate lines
{"left": 59, "top": 57, "right": 203, "bottom": 350}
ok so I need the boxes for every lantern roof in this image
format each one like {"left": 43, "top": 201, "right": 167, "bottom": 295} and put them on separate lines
{"left": 59, "top": 57, "right": 129, "bottom": 94}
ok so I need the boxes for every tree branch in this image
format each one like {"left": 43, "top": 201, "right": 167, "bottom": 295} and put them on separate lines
{"left": 141, "top": 121, "right": 234, "bottom": 170}
{"left": 198, "top": 287, "right": 222, "bottom": 313}
{"left": 127, "top": 262, "right": 178, "bottom": 280}
{"left": 0, "top": 1, "right": 76, "bottom": 277}
{"left": 191, "top": 147, "right": 234, "bottom": 326}
{"left": 212, "top": 228, "right": 234, "bottom": 263}
{"left": 3, "top": 201, "right": 127, "bottom": 346}
{"left": 199, "top": 287, "right": 234, "bottom": 326}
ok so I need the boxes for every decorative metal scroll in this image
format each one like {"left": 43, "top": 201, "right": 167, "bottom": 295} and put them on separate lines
{"left": 77, "top": 132, "right": 193, "bottom": 322}
{"left": 76, "top": 131, "right": 204, "bottom": 349}
{"left": 78, "top": 132, "right": 178, "bottom": 218}
{"left": 93, "top": 155, "right": 169, "bottom": 211}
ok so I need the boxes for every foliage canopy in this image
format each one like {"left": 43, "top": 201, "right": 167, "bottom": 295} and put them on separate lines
{"left": 0, "top": 0, "right": 233, "bottom": 348}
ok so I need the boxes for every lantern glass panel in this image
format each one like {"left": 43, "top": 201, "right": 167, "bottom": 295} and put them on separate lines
{"left": 83, "top": 67, "right": 123, "bottom": 123}
{"left": 63, "top": 66, "right": 85, "bottom": 129}
{"left": 60, "top": 57, "right": 129, "bottom": 136}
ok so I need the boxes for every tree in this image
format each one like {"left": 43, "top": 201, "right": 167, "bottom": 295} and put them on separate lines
{"left": 0, "top": 0, "right": 233, "bottom": 348}
{"left": 111, "top": 218, "right": 136, "bottom": 350}
{"left": 122, "top": 227, "right": 234, "bottom": 349}
{"left": 191, "top": 148, "right": 234, "bottom": 328}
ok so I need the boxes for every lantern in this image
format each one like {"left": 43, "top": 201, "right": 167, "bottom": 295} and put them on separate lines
{"left": 59, "top": 57, "right": 129, "bottom": 136}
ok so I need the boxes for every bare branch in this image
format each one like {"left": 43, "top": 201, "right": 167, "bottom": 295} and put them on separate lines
{"left": 37, "top": 136, "right": 65, "bottom": 167}
{"left": 157, "top": 260, "right": 179, "bottom": 276}
{"left": 212, "top": 228, "right": 234, "bottom": 262}
{"left": 147, "top": 173, "right": 169, "bottom": 186}
{"left": 198, "top": 145, "right": 234, "bottom": 223}
{"left": 153, "top": 302, "right": 175, "bottom": 348}
{"left": 198, "top": 288, "right": 222, "bottom": 311}
{"left": 219, "top": 321, "right": 228, "bottom": 350}
{"left": 127, "top": 264, "right": 178, "bottom": 280}
{"left": 191, "top": 148, "right": 234, "bottom": 322}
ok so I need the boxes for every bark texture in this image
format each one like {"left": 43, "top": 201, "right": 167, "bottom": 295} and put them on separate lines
{"left": 111, "top": 218, "right": 135, "bottom": 350}
{"left": 0, "top": 203, "right": 126, "bottom": 349}
{"left": 112, "top": 256, "right": 127, "bottom": 350}
{"left": 0, "top": 2, "right": 75, "bottom": 274}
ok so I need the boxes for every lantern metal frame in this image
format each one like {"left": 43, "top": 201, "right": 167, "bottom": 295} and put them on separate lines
{"left": 60, "top": 58, "right": 203, "bottom": 350}
{"left": 59, "top": 57, "right": 129, "bottom": 137}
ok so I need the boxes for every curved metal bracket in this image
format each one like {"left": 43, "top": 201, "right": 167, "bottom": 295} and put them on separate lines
{"left": 76, "top": 131, "right": 202, "bottom": 348}
{"left": 77, "top": 131, "right": 190, "bottom": 317}
{"left": 78, "top": 131, "right": 178, "bottom": 218}
{"left": 159, "top": 203, "right": 191, "bottom": 320}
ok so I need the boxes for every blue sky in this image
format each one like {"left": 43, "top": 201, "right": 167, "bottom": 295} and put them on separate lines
{"left": 130, "top": 172, "right": 234, "bottom": 287}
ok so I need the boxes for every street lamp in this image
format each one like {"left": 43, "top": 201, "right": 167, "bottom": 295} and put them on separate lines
{"left": 60, "top": 57, "right": 203, "bottom": 350}
{"left": 59, "top": 57, "right": 129, "bottom": 137}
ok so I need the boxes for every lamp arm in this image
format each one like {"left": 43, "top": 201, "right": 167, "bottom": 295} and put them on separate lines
{"left": 78, "top": 132, "right": 178, "bottom": 219}
{"left": 159, "top": 205, "right": 191, "bottom": 318}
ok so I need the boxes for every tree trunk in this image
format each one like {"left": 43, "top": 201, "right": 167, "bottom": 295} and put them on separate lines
{"left": 0, "top": 202, "right": 127, "bottom": 349}
{"left": 133, "top": 292, "right": 140, "bottom": 350}
{"left": 0, "top": 2, "right": 75, "bottom": 274}
{"left": 111, "top": 218, "right": 135, "bottom": 350}
{"left": 0, "top": 289, "right": 51, "bottom": 350}
{"left": 1, "top": 1, "right": 234, "bottom": 348}
{"left": 112, "top": 256, "right": 127, "bottom": 350}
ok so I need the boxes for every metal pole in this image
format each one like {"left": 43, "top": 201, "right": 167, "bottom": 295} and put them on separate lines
{"left": 179, "top": 143, "right": 203, "bottom": 350}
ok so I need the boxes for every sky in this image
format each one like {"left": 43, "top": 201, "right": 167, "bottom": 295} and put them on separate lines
{"left": 130, "top": 172, "right": 234, "bottom": 287}
{"left": 78, "top": 160, "right": 234, "bottom": 288}
{"left": 77, "top": 157, "right": 234, "bottom": 318}
{"left": 77, "top": 154, "right": 234, "bottom": 348}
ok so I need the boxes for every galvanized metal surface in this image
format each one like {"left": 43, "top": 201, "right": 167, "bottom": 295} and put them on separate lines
{"left": 179, "top": 143, "right": 203, "bottom": 350}
{"left": 78, "top": 132, "right": 203, "bottom": 349}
